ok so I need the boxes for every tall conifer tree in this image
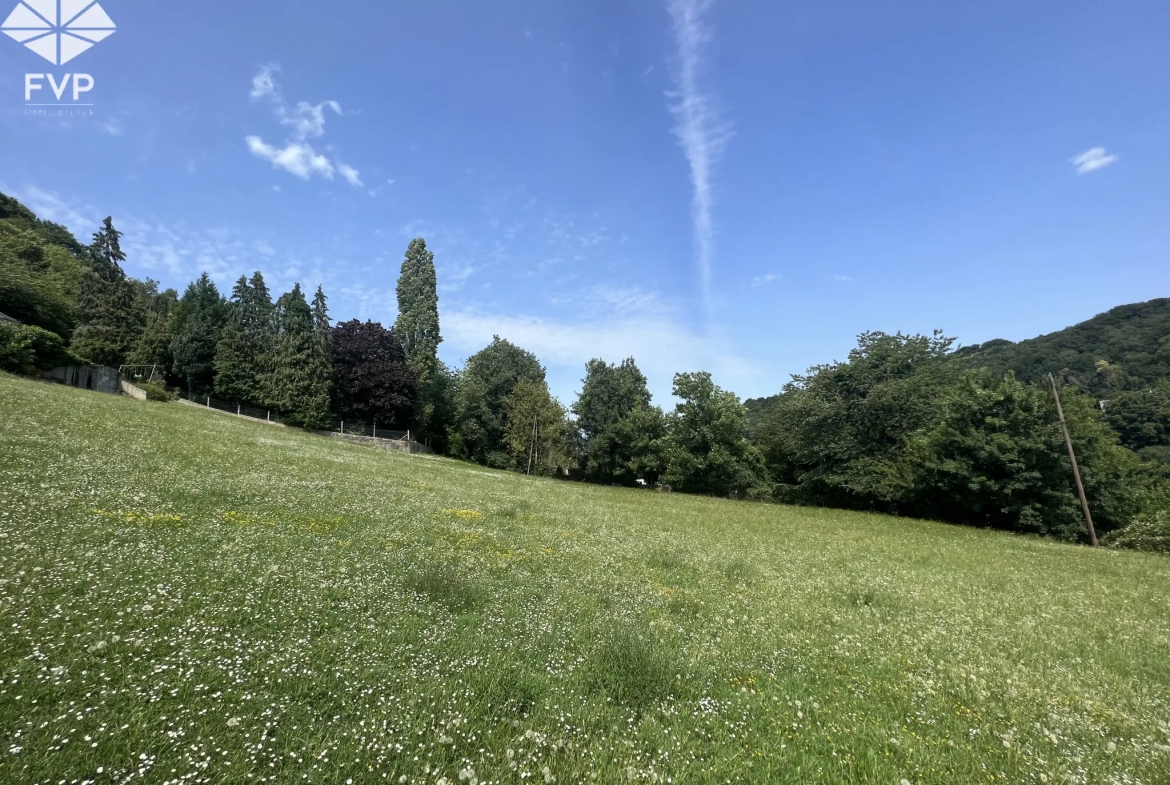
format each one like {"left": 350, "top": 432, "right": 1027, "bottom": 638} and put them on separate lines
{"left": 214, "top": 276, "right": 254, "bottom": 403}
{"left": 71, "top": 217, "right": 142, "bottom": 366}
{"left": 170, "top": 273, "right": 224, "bottom": 395}
{"left": 395, "top": 238, "right": 442, "bottom": 441}
{"left": 302, "top": 285, "right": 334, "bottom": 427}
{"left": 269, "top": 284, "right": 331, "bottom": 427}
{"left": 244, "top": 272, "right": 277, "bottom": 407}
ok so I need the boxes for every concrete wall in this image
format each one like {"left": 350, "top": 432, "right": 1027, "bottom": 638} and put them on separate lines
{"left": 50, "top": 364, "right": 120, "bottom": 394}
{"left": 120, "top": 380, "right": 147, "bottom": 400}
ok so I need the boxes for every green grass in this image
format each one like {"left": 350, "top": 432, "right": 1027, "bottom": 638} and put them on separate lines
{"left": 1, "top": 373, "right": 1169, "bottom": 785}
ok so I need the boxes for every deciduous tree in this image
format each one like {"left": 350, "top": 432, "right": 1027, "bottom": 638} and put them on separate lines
{"left": 395, "top": 238, "right": 444, "bottom": 443}
{"left": 573, "top": 357, "right": 653, "bottom": 485}
{"left": 450, "top": 336, "right": 545, "bottom": 468}
{"left": 505, "top": 377, "right": 573, "bottom": 475}
{"left": 331, "top": 320, "right": 418, "bottom": 428}
{"left": 662, "top": 372, "right": 769, "bottom": 497}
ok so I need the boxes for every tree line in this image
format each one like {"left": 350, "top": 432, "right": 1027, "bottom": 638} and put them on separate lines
{"left": 2, "top": 191, "right": 1167, "bottom": 547}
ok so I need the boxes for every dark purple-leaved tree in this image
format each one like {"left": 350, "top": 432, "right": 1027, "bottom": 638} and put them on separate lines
{"left": 331, "top": 319, "right": 418, "bottom": 429}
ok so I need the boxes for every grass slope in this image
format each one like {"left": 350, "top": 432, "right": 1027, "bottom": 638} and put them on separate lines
{"left": 1, "top": 373, "right": 1168, "bottom": 785}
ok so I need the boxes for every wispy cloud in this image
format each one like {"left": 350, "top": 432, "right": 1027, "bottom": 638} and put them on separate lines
{"left": 98, "top": 118, "right": 123, "bottom": 136}
{"left": 9, "top": 185, "right": 330, "bottom": 299}
{"left": 245, "top": 65, "right": 362, "bottom": 187}
{"left": 337, "top": 163, "right": 363, "bottom": 188}
{"left": 832, "top": 274, "right": 854, "bottom": 283}
{"left": 751, "top": 274, "right": 778, "bottom": 287}
{"left": 442, "top": 286, "right": 758, "bottom": 404}
{"left": 367, "top": 178, "right": 394, "bottom": 197}
{"left": 279, "top": 100, "right": 341, "bottom": 140}
{"left": 666, "top": 0, "right": 729, "bottom": 317}
{"left": 1070, "top": 147, "right": 1118, "bottom": 175}
{"left": 245, "top": 137, "right": 336, "bottom": 180}
{"left": 250, "top": 64, "right": 280, "bottom": 100}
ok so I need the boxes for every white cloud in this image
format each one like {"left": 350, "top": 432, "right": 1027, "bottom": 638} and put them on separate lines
{"left": 667, "top": 0, "right": 730, "bottom": 317}
{"left": 1070, "top": 147, "right": 1118, "bottom": 175}
{"left": 245, "top": 65, "right": 362, "bottom": 188}
{"left": 250, "top": 64, "right": 280, "bottom": 100}
{"left": 438, "top": 265, "right": 476, "bottom": 292}
{"left": 832, "top": 274, "right": 854, "bottom": 283}
{"left": 367, "top": 178, "right": 394, "bottom": 197}
{"left": 16, "top": 184, "right": 98, "bottom": 234}
{"left": 442, "top": 288, "right": 758, "bottom": 404}
{"left": 280, "top": 100, "right": 341, "bottom": 140}
{"left": 751, "top": 274, "right": 778, "bottom": 287}
{"left": 337, "top": 163, "right": 363, "bottom": 187}
{"left": 246, "top": 136, "right": 336, "bottom": 180}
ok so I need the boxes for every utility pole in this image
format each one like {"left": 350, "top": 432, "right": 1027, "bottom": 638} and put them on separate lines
{"left": 526, "top": 415, "right": 537, "bottom": 476}
{"left": 1049, "top": 374, "right": 1098, "bottom": 546}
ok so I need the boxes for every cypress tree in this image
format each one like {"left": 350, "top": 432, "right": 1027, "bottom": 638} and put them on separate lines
{"left": 395, "top": 237, "right": 442, "bottom": 441}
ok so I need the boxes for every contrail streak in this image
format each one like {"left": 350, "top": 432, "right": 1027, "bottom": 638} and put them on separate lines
{"left": 667, "top": 0, "right": 728, "bottom": 318}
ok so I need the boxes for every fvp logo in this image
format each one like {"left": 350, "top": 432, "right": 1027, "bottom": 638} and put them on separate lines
{"left": 2, "top": 0, "right": 115, "bottom": 66}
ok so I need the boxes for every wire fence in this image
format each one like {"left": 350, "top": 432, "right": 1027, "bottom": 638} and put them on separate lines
{"left": 183, "top": 390, "right": 285, "bottom": 424}
{"left": 177, "top": 390, "right": 431, "bottom": 452}
{"left": 334, "top": 421, "right": 409, "bottom": 441}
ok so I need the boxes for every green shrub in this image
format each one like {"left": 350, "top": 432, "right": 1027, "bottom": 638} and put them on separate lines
{"left": 19, "top": 324, "right": 73, "bottom": 369}
{"left": 1102, "top": 510, "right": 1170, "bottom": 554}
{"left": 143, "top": 381, "right": 174, "bottom": 402}
{"left": 0, "top": 322, "right": 71, "bottom": 372}
{"left": 0, "top": 322, "right": 34, "bottom": 371}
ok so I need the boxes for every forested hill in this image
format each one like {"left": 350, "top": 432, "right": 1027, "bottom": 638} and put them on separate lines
{"left": 745, "top": 297, "right": 1170, "bottom": 438}
{"left": 955, "top": 298, "right": 1170, "bottom": 392}
{"left": 0, "top": 193, "right": 86, "bottom": 256}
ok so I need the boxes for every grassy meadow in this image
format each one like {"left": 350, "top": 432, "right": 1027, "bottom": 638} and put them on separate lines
{"left": 1, "top": 372, "right": 1168, "bottom": 785}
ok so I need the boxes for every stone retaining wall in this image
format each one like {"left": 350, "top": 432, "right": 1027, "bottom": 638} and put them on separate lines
{"left": 120, "top": 380, "right": 148, "bottom": 400}
{"left": 316, "top": 431, "right": 433, "bottom": 455}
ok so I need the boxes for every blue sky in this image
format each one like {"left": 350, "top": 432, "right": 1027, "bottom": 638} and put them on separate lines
{"left": 2, "top": 0, "right": 1168, "bottom": 405}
